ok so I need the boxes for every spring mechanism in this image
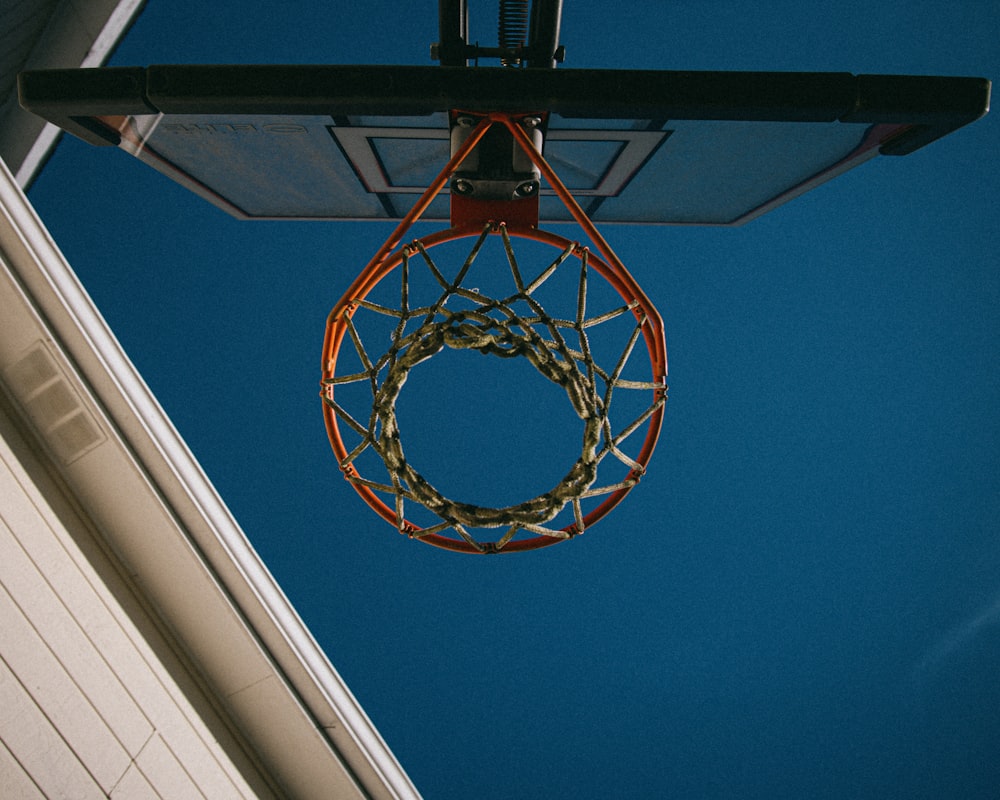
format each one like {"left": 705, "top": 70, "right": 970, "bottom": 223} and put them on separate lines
{"left": 498, "top": 0, "right": 529, "bottom": 66}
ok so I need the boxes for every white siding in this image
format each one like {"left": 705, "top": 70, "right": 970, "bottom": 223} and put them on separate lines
{"left": 0, "top": 735, "right": 46, "bottom": 799}
{"left": 0, "top": 406, "right": 270, "bottom": 798}
{"left": 0, "top": 656, "right": 104, "bottom": 798}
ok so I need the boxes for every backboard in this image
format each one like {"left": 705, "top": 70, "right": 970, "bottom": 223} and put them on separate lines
{"left": 19, "top": 65, "right": 990, "bottom": 225}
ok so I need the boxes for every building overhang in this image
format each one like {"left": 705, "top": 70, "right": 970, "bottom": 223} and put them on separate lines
{"left": 0, "top": 156, "right": 420, "bottom": 798}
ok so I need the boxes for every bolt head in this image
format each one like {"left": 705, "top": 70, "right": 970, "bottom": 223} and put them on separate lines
{"left": 515, "top": 180, "right": 539, "bottom": 198}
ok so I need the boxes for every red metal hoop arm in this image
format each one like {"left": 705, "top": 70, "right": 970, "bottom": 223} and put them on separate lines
{"left": 321, "top": 113, "right": 667, "bottom": 553}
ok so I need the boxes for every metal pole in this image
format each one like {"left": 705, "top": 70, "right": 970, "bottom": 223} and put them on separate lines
{"left": 437, "top": 0, "right": 469, "bottom": 66}
{"left": 527, "top": 0, "right": 563, "bottom": 68}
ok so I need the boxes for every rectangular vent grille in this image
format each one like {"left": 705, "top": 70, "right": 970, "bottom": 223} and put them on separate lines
{"left": 4, "top": 343, "right": 106, "bottom": 464}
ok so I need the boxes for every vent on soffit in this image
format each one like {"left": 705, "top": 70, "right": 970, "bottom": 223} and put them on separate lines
{"left": 3, "top": 342, "right": 106, "bottom": 464}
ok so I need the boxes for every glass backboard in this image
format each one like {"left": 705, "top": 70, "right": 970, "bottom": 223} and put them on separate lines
{"left": 19, "top": 65, "right": 990, "bottom": 225}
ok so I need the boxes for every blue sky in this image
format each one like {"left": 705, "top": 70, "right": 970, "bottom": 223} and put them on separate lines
{"left": 27, "top": 2, "right": 999, "bottom": 798}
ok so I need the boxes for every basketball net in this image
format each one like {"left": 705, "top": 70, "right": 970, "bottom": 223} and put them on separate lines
{"left": 321, "top": 113, "right": 667, "bottom": 553}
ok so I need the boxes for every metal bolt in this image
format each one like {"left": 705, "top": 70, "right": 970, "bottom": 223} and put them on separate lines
{"left": 521, "top": 116, "right": 542, "bottom": 129}
{"left": 452, "top": 179, "right": 474, "bottom": 195}
{"left": 515, "top": 180, "right": 538, "bottom": 198}
{"left": 456, "top": 116, "right": 478, "bottom": 128}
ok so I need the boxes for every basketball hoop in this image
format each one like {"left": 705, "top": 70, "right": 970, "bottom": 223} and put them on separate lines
{"left": 18, "top": 3, "right": 989, "bottom": 556}
{"left": 321, "top": 113, "right": 667, "bottom": 553}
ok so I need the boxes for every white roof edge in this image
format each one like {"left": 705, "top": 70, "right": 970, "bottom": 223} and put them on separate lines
{"left": 0, "top": 161, "right": 421, "bottom": 798}
{"left": 79, "top": 0, "right": 149, "bottom": 68}
{"left": 13, "top": 124, "right": 62, "bottom": 189}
